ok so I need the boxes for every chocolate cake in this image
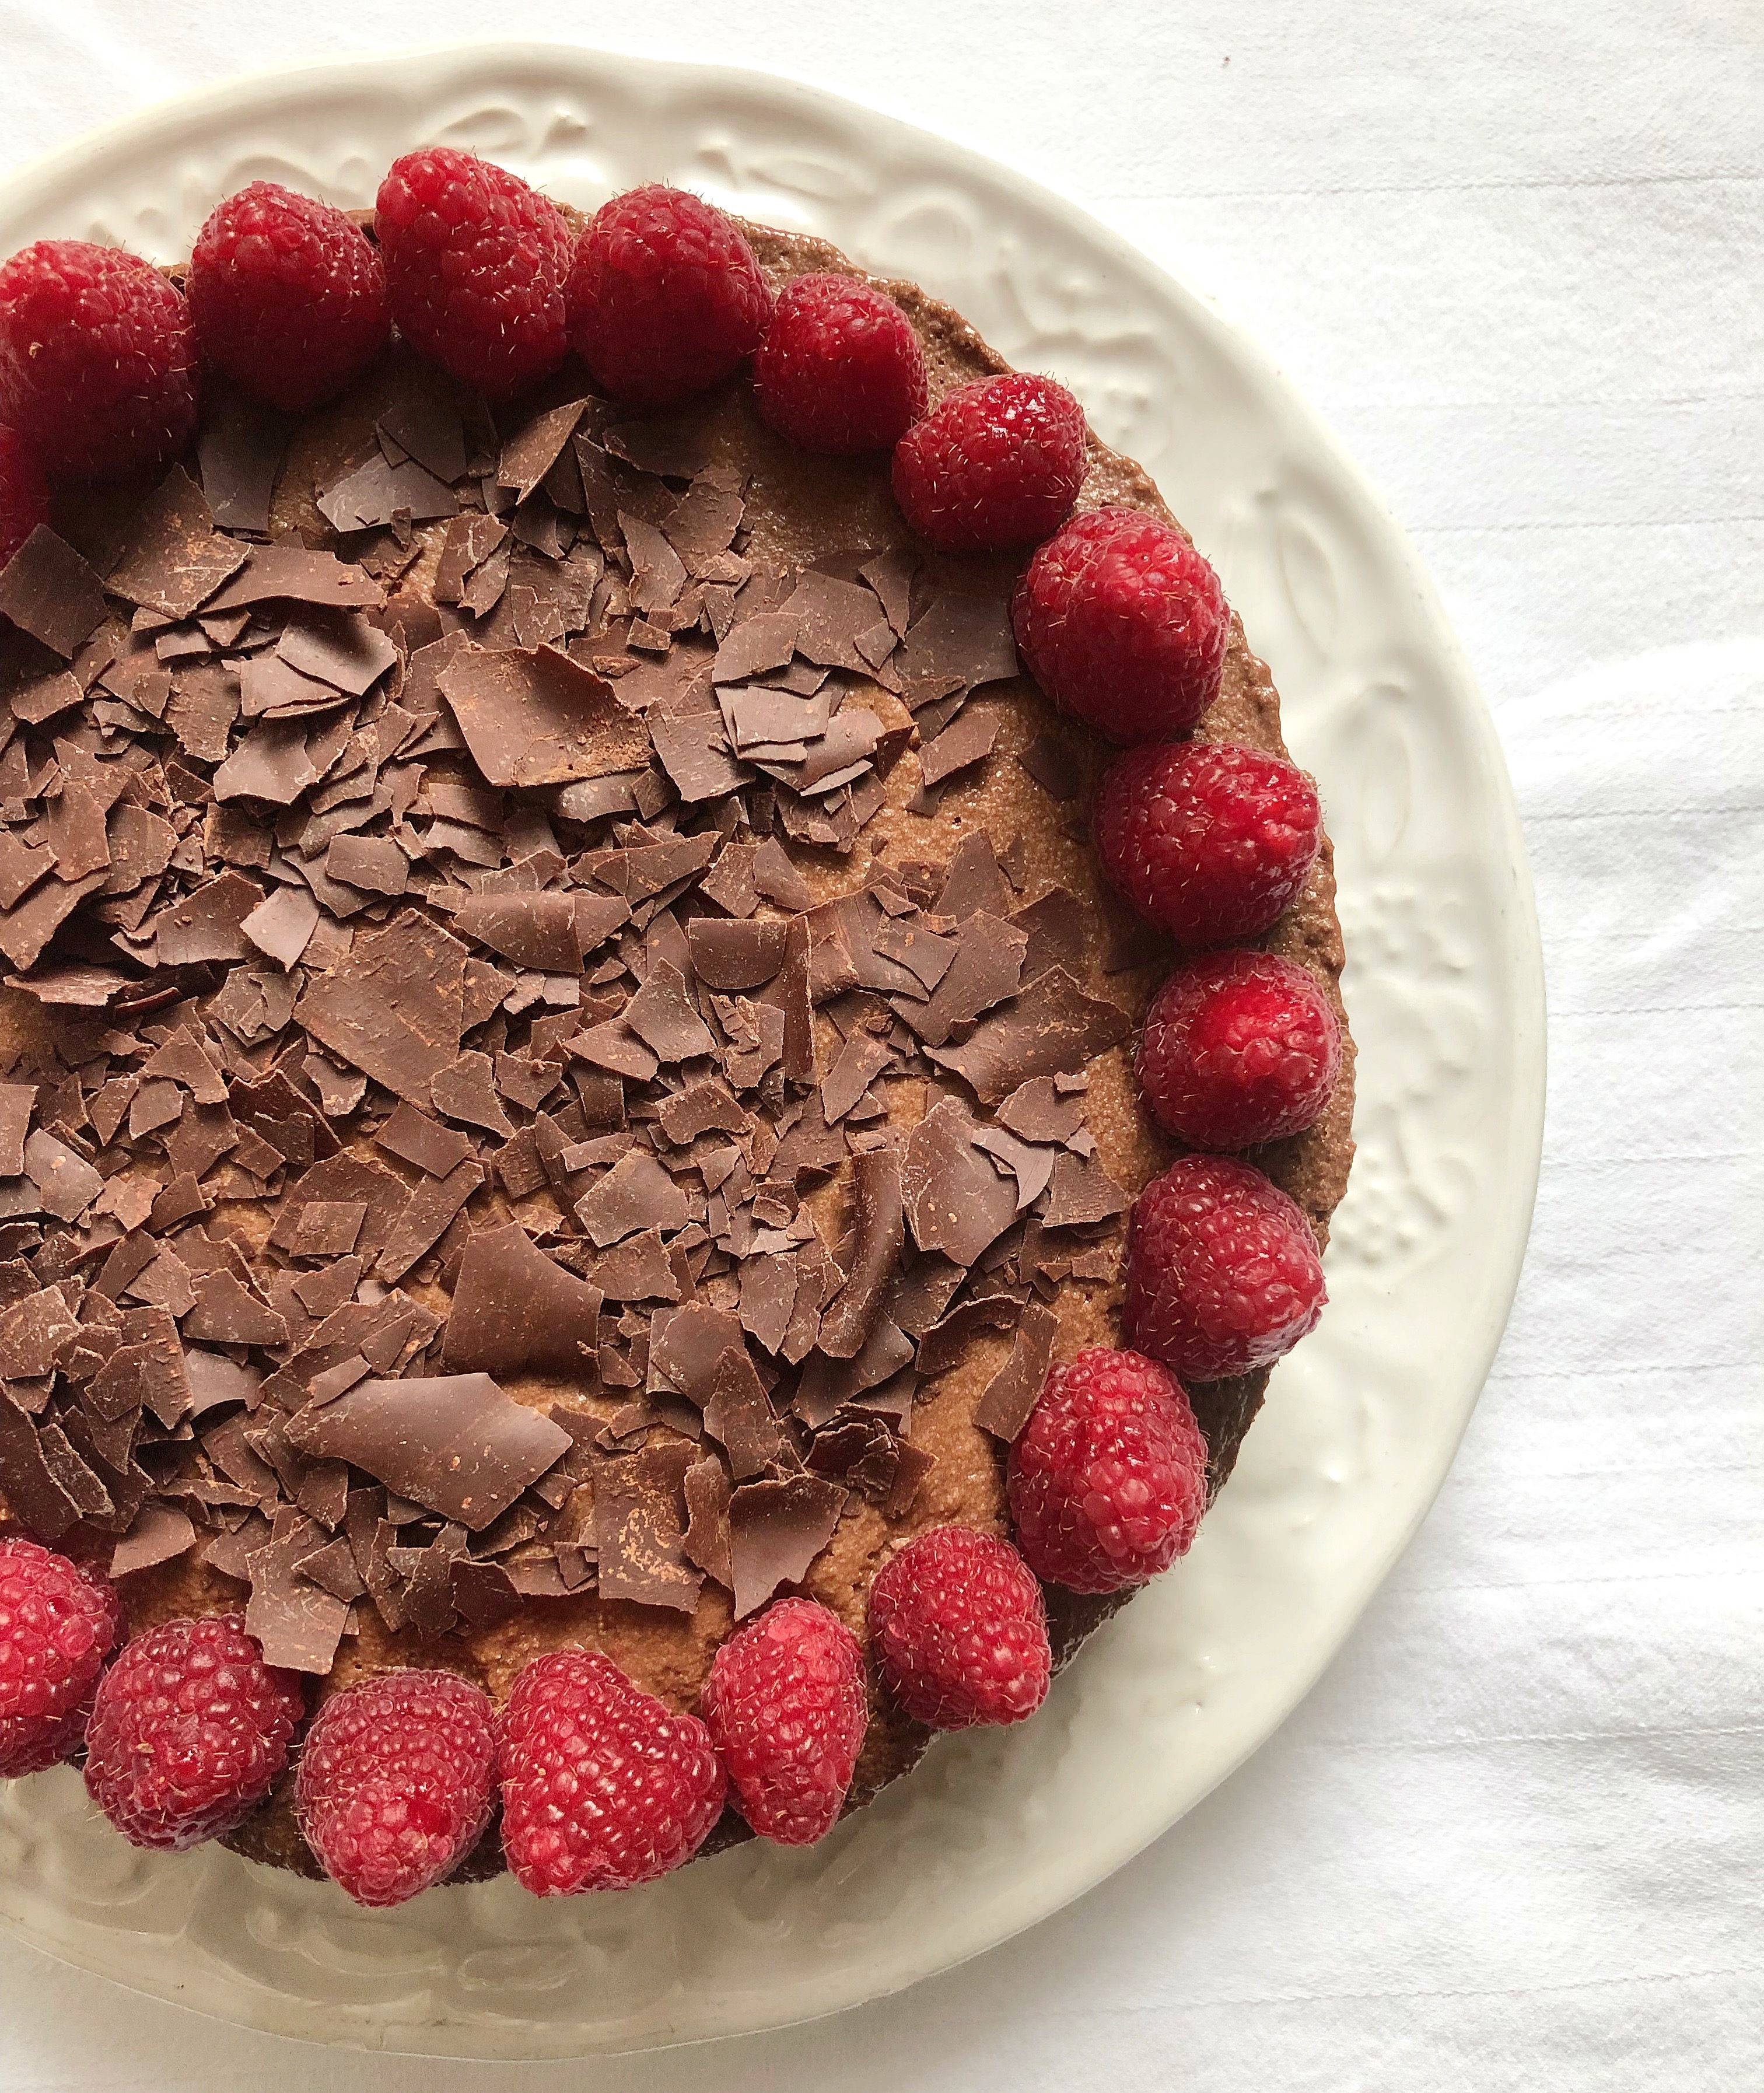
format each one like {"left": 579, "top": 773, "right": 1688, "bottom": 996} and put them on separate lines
{"left": 0, "top": 203, "right": 1353, "bottom": 1883}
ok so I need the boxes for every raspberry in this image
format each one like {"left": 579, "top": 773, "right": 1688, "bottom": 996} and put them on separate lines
{"left": 0, "top": 240, "right": 198, "bottom": 480}
{"left": 0, "top": 1539, "right": 119, "bottom": 1779}
{"left": 702, "top": 1598, "right": 867, "bottom": 1846}
{"left": 83, "top": 1614, "right": 303, "bottom": 1850}
{"left": 0, "top": 425, "right": 49, "bottom": 571}
{"left": 891, "top": 373, "right": 1086, "bottom": 552}
{"left": 1125, "top": 1156, "right": 1326, "bottom": 1382}
{"left": 867, "top": 1526, "right": 1050, "bottom": 1730}
{"left": 187, "top": 181, "right": 390, "bottom": 412}
{"left": 566, "top": 186, "right": 769, "bottom": 410}
{"left": 1137, "top": 950, "right": 1342, "bottom": 1151}
{"left": 375, "top": 149, "right": 571, "bottom": 398}
{"left": 1007, "top": 1348, "right": 1209, "bottom": 1593}
{"left": 295, "top": 1670, "right": 496, "bottom": 1907}
{"left": 497, "top": 1648, "right": 724, "bottom": 1895}
{"left": 1013, "top": 508, "right": 1228, "bottom": 742}
{"left": 753, "top": 274, "right": 926, "bottom": 454}
{"left": 1096, "top": 740, "right": 1322, "bottom": 948}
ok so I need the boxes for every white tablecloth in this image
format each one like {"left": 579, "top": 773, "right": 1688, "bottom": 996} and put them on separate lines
{"left": 0, "top": 5, "right": 1758, "bottom": 2087}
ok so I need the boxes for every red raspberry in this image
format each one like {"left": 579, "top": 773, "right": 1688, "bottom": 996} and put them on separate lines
{"left": 891, "top": 373, "right": 1086, "bottom": 552}
{"left": 375, "top": 149, "right": 571, "bottom": 398}
{"left": 83, "top": 1614, "right": 303, "bottom": 1851}
{"left": 867, "top": 1526, "right": 1051, "bottom": 1729}
{"left": 497, "top": 1648, "right": 724, "bottom": 1895}
{"left": 1137, "top": 950, "right": 1341, "bottom": 1151}
{"left": 0, "top": 1539, "right": 119, "bottom": 1779}
{"left": 1013, "top": 508, "right": 1228, "bottom": 741}
{"left": 566, "top": 186, "right": 769, "bottom": 410}
{"left": 187, "top": 181, "right": 391, "bottom": 412}
{"left": 702, "top": 1598, "right": 867, "bottom": 1846}
{"left": 0, "top": 424, "right": 49, "bottom": 572}
{"left": 0, "top": 240, "right": 198, "bottom": 480}
{"left": 753, "top": 273, "right": 926, "bottom": 454}
{"left": 1125, "top": 1156, "right": 1326, "bottom": 1382}
{"left": 1007, "top": 1348, "right": 1209, "bottom": 1593}
{"left": 295, "top": 1670, "right": 496, "bottom": 1908}
{"left": 1096, "top": 740, "right": 1322, "bottom": 947}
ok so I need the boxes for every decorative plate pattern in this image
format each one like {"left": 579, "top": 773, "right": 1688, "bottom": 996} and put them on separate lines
{"left": 0, "top": 43, "right": 1544, "bottom": 2058}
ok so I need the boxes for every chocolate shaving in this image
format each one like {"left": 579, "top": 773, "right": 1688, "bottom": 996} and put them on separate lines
{"left": 702, "top": 1345, "right": 786, "bottom": 1480}
{"left": 0, "top": 528, "right": 107, "bottom": 657}
{"left": 918, "top": 706, "right": 999, "bottom": 789}
{"left": 110, "top": 1502, "right": 198, "bottom": 1577}
{"left": 997, "top": 1076, "right": 1087, "bottom": 1144}
{"left": 376, "top": 1159, "right": 484, "bottom": 1284}
{"left": 286, "top": 1372, "right": 570, "bottom": 1530}
{"left": 972, "top": 1300, "right": 1058, "bottom": 1440}
{"left": 198, "top": 400, "right": 289, "bottom": 534}
{"left": 442, "top": 1222, "right": 602, "bottom": 1377}
{"left": 593, "top": 1440, "right": 702, "bottom": 1611}
{"left": 928, "top": 968, "right": 1130, "bottom": 1104}
{"left": 623, "top": 960, "right": 714, "bottom": 1062}
{"left": 439, "top": 643, "right": 649, "bottom": 788}
{"left": 585, "top": 1227, "right": 680, "bottom": 1303}
{"left": 681, "top": 1453, "right": 732, "bottom": 1588}
{"left": 296, "top": 909, "right": 467, "bottom": 1104}
{"left": 727, "top": 1475, "right": 848, "bottom": 1619}
{"left": 374, "top": 1100, "right": 473, "bottom": 1179}
{"left": 816, "top": 1145, "right": 904, "bottom": 1359}
{"left": 204, "top": 545, "right": 384, "bottom": 612}
{"left": 453, "top": 891, "right": 582, "bottom": 974}
{"left": 575, "top": 1150, "right": 689, "bottom": 1247}
{"left": 895, "top": 593, "right": 1018, "bottom": 698}
{"left": 1041, "top": 1152, "right": 1130, "bottom": 1228}
{"left": 902, "top": 1097, "right": 1021, "bottom": 1268}
{"left": 246, "top": 1517, "right": 351, "bottom": 1672}
{"left": 105, "top": 466, "right": 247, "bottom": 618}
{"left": 1016, "top": 732, "right": 1083, "bottom": 802}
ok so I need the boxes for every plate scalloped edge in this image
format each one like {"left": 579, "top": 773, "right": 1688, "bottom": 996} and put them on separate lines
{"left": 0, "top": 40, "right": 1545, "bottom": 2060}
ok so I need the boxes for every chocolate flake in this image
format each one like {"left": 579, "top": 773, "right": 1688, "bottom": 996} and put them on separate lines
{"left": 727, "top": 1475, "right": 848, "bottom": 1619}
{"left": 439, "top": 643, "right": 649, "bottom": 788}
{"left": 918, "top": 706, "right": 999, "bottom": 789}
{"left": 376, "top": 1159, "right": 484, "bottom": 1284}
{"left": 442, "top": 1222, "right": 602, "bottom": 1377}
{"left": 246, "top": 1517, "right": 351, "bottom": 1672}
{"left": 593, "top": 1441, "right": 702, "bottom": 1611}
{"left": 1041, "top": 1151, "right": 1129, "bottom": 1228}
{"left": 681, "top": 1453, "right": 732, "bottom": 1588}
{"left": 623, "top": 960, "right": 715, "bottom": 1062}
{"left": 575, "top": 1150, "right": 689, "bottom": 1247}
{"left": 972, "top": 1300, "right": 1058, "bottom": 1441}
{"left": 286, "top": 1373, "right": 570, "bottom": 1530}
{"left": 817, "top": 1144, "right": 904, "bottom": 1359}
{"left": 204, "top": 545, "right": 385, "bottom": 612}
{"left": 110, "top": 1502, "right": 198, "bottom": 1577}
{"left": 374, "top": 1100, "right": 473, "bottom": 1178}
{"left": 702, "top": 1345, "right": 786, "bottom": 1479}
{"left": 104, "top": 466, "right": 247, "bottom": 619}
{"left": 0, "top": 528, "right": 108, "bottom": 657}
{"left": 902, "top": 1098, "right": 1020, "bottom": 1269}
{"left": 198, "top": 398, "right": 289, "bottom": 534}
{"left": 453, "top": 891, "right": 581, "bottom": 974}
{"left": 928, "top": 968, "right": 1130, "bottom": 1104}
{"left": 296, "top": 909, "right": 467, "bottom": 1104}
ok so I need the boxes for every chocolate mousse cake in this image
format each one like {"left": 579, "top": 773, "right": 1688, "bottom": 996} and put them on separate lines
{"left": 0, "top": 179, "right": 1352, "bottom": 1885}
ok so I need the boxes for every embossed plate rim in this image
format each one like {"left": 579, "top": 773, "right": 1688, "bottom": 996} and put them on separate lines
{"left": 0, "top": 40, "right": 1545, "bottom": 2058}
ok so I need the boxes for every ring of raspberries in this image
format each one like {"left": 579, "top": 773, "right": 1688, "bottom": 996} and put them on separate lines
{"left": 0, "top": 154, "right": 1343, "bottom": 1905}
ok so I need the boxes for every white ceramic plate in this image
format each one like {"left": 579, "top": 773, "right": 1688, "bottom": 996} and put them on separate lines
{"left": 0, "top": 43, "right": 1545, "bottom": 2059}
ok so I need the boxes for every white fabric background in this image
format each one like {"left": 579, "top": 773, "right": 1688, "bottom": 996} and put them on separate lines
{"left": 0, "top": 4, "right": 1759, "bottom": 2087}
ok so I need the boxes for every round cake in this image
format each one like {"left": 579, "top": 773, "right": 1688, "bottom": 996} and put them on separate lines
{"left": 0, "top": 165, "right": 1353, "bottom": 1890}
